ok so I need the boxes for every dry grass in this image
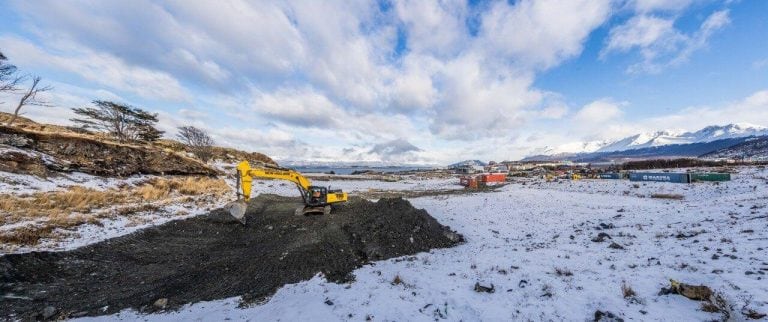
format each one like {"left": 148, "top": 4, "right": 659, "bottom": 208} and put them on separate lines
{"left": 622, "top": 281, "right": 637, "bottom": 298}
{"left": 650, "top": 193, "right": 685, "bottom": 200}
{"left": 391, "top": 274, "right": 403, "bottom": 285}
{"left": 0, "top": 225, "right": 57, "bottom": 245}
{"left": 0, "top": 176, "right": 231, "bottom": 247}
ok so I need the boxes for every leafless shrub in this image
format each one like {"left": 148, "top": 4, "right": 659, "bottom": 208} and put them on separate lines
{"left": 6, "top": 76, "right": 53, "bottom": 126}
{"left": 177, "top": 126, "right": 215, "bottom": 162}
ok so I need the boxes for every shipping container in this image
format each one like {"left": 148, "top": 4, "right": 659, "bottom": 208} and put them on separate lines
{"left": 628, "top": 172, "right": 690, "bottom": 183}
{"left": 599, "top": 173, "right": 622, "bottom": 179}
{"left": 479, "top": 173, "right": 506, "bottom": 183}
{"left": 690, "top": 173, "right": 731, "bottom": 182}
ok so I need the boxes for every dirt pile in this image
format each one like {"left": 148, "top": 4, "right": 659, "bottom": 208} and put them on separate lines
{"left": 0, "top": 195, "right": 462, "bottom": 320}
{"left": 0, "top": 125, "right": 219, "bottom": 176}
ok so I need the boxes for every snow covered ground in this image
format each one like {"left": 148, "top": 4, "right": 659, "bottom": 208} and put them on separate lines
{"left": 0, "top": 171, "right": 151, "bottom": 195}
{"left": 0, "top": 172, "right": 229, "bottom": 254}
{"left": 256, "top": 176, "right": 461, "bottom": 197}
{"left": 75, "top": 166, "right": 768, "bottom": 321}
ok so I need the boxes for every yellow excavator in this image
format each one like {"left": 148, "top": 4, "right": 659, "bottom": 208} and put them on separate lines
{"left": 226, "top": 161, "right": 348, "bottom": 223}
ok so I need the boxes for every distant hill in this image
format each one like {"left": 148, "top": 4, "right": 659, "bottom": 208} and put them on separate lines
{"left": 700, "top": 136, "right": 768, "bottom": 160}
{"left": 448, "top": 160, "right": 486, "bottom": 168}
{"left": 522, "top": 136, "right": 764, "bottom": 162}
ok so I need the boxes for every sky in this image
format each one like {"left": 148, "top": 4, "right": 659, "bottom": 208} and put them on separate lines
{"left": 0, "top": 0, "right": 767, "bottom": 165}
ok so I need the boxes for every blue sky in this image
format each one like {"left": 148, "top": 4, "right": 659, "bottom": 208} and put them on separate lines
{"left": 1, "top": 0, "right": 767, "bottom": 164}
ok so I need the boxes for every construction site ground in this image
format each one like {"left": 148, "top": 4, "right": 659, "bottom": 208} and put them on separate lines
{"left": 1, "top": 167, "right": 767, "bottom": 321}
{"left": 0, "top": 195, "right": 462, "bottom": 320}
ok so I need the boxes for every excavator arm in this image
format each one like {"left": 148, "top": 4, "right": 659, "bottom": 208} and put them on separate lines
{"left": 235, "top": 161, "right": 312, "bottom": 201}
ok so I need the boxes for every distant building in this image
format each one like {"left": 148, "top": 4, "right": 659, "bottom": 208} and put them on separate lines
{"left": 456, "top": 165, "right": 485, "bottom": 174}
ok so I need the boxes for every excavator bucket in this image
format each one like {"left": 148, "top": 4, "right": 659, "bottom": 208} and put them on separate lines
{"left": 226, "top": 200, "right": 248, "bottom": 224}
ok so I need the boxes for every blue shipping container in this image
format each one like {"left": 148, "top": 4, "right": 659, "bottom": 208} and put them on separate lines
{"left": 599, "top": 173, "right": 622, "bottom": 179}
{"left": 628, "top": 172, "right": 690, "bottom": 183}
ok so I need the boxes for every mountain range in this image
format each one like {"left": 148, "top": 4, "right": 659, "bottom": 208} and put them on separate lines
{"left": 524, "top": 123, "right": 768, "bottom": 162}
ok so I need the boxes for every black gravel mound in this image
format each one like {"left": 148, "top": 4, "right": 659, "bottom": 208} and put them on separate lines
{"left": 0, "top": 195, "right": 462, "bottom": 320}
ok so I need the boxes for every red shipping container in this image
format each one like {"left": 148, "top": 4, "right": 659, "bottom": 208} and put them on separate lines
{"left": 479, "top": 173, "right": 506, "bottom": 183}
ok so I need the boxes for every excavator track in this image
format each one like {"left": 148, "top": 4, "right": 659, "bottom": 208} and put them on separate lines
{"left": 295, "top": 205, "right": 331, "bottom": 216}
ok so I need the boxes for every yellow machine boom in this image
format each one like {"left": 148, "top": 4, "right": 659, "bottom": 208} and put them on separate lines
{"left": 226, "top": 161, "right": 348, "bottom": 223}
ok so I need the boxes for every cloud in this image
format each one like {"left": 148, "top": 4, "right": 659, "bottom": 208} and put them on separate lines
{"left": 753, "top": 58, "right": 768, "bottom": 70}
{"left": 640, "top": 89, "right": 768, "bottom": 130}
{"left": 369, "top": 138, "right": 421, "bottom": 155}
{"left": 0, "top": 36, "right": 188, "bottom": 101}
{"left": 6, "top": 0, "right": 733, "bottom": 164}
{"left": 630, "top": 0, "right": 693, "bottom": 13}
{"left": 480, "top": 0, "right": 612, "bottom": 70}
{"left": 539, "top": 104, "right": 569, "bottom": 119}
{"left": 574, "top": 98, "right": 624, "bottom": 123}
{"left": 602, "top": 9, "right": 731, "bottom": 73}
{"left": 250, "top": 87, "right": 343, "bottom": 128}
{"left": 394, "top": 0, "right": 468, "bottom": 56}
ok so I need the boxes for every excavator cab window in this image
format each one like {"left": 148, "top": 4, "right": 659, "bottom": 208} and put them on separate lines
{"left": 307, "top": 186, "right": 327, "bottom": 206}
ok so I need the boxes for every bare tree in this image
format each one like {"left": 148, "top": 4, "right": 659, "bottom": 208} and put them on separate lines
{"left": 71, "top": 100, "right": 164, "bottom": 142}
{"left": 6, "top": 76, "right": 52, "bottom": 126}
{"left": 0, "top": 50, "right": 23, "bottom": 93}
{"left": 176, "top": 126, "right": 215, "bottom": 162}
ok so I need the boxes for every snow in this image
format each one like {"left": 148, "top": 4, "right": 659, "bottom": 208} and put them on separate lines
{"left": 0, "top": 171, "right": 226, "bottom": 254}
{"left": 0, "top": 171, "right": 150, "bottom": 195}
{"left": 18, "top": 201, "right": 224, "bottom": 253}
{"left": 75, "top": 166, "right": 768, "bottom": 321}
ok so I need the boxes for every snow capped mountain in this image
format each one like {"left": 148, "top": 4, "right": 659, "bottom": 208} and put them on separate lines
{"left": 535, "top": 123, "right": 768, "bottom": 156}
{"left": 448, "top": 160, "right": 486, "bottom": 168}
{"left": 596, "top": 130, "right": 688, "bottom": 153}
{"left": 532, "top": 140, "right": 613, "bottom": 156}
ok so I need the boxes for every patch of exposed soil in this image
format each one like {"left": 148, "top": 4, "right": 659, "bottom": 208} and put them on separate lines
{"left": 0, "top": 195, "right": 462, "bottom": 320}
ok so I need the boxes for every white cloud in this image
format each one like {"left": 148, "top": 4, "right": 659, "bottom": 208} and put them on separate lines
{"left": 603, "top": 15, "right": 680, "bottom": 53}
{"left": 429, "top": 54, "right": 543, "bottom": 140}
{"left": 480, "top": 0, "right": 612, "bottom": 70}
{"left": 631, "top": 0, "right": 692, "bottom": 13}
{"left": 640, "top": 89, "right": 768, "bottom": 130}
{"left": 603, "top": 9, "right": 731, "bottom": 73}
{"left": 539, "top": 104, "right": 569, "bottom": 119}
{"left": 250, "top": 87, "right": 343, "bottom": 128}
{"left": 394, "top": 0, "right": 468, "bottom": 56}
{"left": 0, "top": 36, "right": 188, "bottom": 101}
{"left": 7, "top": 0, "right": 734, "bottom": 164}
{"left": 574, "top": 98, "right": 624, "bottom": 123}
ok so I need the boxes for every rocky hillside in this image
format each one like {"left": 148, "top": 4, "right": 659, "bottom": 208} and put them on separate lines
{"left": 701, "top": 136, "right": 768, "bottom": 160}
{"left": 0, "top": 113, "right": 276, "bottom": 177}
